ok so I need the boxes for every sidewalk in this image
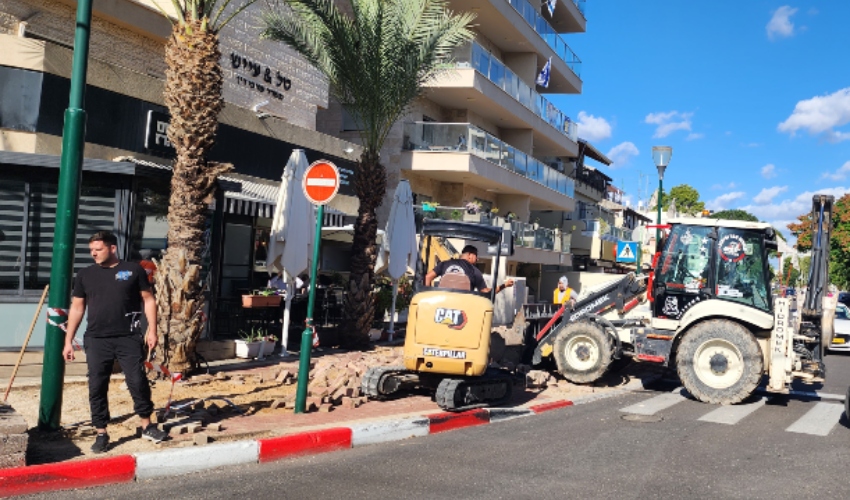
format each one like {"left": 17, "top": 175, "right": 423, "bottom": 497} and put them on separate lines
{"left": 1, "top": 348, "right": 664, "bottom": 496}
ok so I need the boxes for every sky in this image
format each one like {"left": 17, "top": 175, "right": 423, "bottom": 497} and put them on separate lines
{"left": 557, "top": 1, "right": 850, "bottom": 241}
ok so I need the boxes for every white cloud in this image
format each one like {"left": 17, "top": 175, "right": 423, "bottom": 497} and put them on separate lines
{"left": 742, "top": 187, "right": 850, "bottom": 225}
{"left": 686, "top": 132, "right": 704, "bottom": 141}
{"left": 767, "top": 6, "right": 798, "bottom": 40}
{"left": 576, "top": 111, "right": 612, "bottom": 142}
{"left": 753, "top": 185, "right": 789, "bottom": 205}
{"left": 606, "top": 141, "right": 639, "bottom": 168}
{"left": 644, "top": 111, "right": 693, "bottom": 138}
{"left": 711, "top": 182, "right": 738, "bottom": 190}
{"left": 761, "top": 164, "right": 777, "bottom": 179}
{"left": 821, "top": 161, "right": 850, "bottom": 181}
{"left": 708, "top": 192, "right": 747, "bottom": 211}
{"left": 777, "top": 87, "right": 850, "bottom": 143}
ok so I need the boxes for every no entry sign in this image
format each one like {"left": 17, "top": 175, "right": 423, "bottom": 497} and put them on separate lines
{"left": 302, "top": 160, "right": 340, "bottom": 205}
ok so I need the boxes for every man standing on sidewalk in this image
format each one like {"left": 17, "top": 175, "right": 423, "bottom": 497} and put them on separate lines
{"left": 62, "top": 231, "right": 168, "bottom": 453}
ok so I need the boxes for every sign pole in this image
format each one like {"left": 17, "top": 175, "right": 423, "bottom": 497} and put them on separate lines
{"left": 294, "top": 204, "right": 324, "bottom": 414}
{"left": 38, "top": 0, "right": 94, "bottom": 430}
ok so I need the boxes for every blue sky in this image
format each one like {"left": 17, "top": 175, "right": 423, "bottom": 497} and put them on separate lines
{"left": 559, "top": 1, "right": 850, "bottom": 240}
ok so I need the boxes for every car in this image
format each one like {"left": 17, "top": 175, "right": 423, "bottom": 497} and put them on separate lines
{"left": 838, "top": 291, "right": 850, "bottom": 309}
{"left": 828, "top": 303, "right": 850, "bottom": 352}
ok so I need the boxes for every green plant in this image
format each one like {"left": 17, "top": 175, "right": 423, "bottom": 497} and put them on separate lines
{"left": 373, "top": 275, "right": 413, "bottom": 323}
{"left": 490, "top": 207, "right": 499, "bottom": 215}
{"left": 450, "top": 210, "right": 463, "bottom": 221}
{"left": 238, "top": 326, "right": 276, "bottom": 343}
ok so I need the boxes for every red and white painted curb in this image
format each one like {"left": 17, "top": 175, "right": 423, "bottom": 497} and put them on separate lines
{"left": 0, "top": 398, "right": 575, "bottom": 496}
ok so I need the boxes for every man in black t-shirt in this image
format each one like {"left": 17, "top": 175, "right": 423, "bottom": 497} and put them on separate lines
{"left": 424, "top": 245, "right": 514, "bottom": 294}
{"left": 62, "top": 231, "right": 167, "bottom": 453}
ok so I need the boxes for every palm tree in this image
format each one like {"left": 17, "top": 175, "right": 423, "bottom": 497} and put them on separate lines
{"left": 261, "top": 0, "right": 475, "bottom": 347}
{"left": 153, "top": 0, "right": 252, "bottom": 372}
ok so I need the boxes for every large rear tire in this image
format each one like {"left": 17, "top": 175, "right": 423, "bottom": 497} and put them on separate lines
{"left": 553, "top": 322, "right": 612, "bottom": 384}
{"left": 676, "top": 320, "right": 763, "bottom": 405}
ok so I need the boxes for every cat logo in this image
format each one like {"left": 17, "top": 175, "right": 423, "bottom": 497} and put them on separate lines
{"left": 433, "top": 308, "right": 467, "bottom": 330}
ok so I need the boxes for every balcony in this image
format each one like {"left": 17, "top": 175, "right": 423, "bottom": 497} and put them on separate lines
{"left": 402, "top": 122, "right": 575, "bottom": 208}
{"left": 506, "top": 0, "right": 582, "bottom": 77}
{"left": 549, "top": 0, "right": 587, "bottom": 34}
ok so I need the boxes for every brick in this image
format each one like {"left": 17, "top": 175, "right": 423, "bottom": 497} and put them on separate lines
{"left": 318, "top": 404, "right": 333, "bottom": 413}
{"left": 0, "top": 433, "right": 28, "bottom": 455}
{"left": 270, "top": 399, "right": 286, "bottom": 410}
{"left": 0, "top": 452, "right": 25, "bottom": 469}
{"left": 193, "top": 434, "right": 210, "bottom": 446}
{"left": 207, "top": 422, "right": 223, "bottom": 432}
{"left": 0, "top": 408, "right": 27, "bottom": 435}
{"left": 275, "top": 370, "right": 291, "bottom": 384}
{"left": 186, "top": 423, "right": 203, "bottom": 434}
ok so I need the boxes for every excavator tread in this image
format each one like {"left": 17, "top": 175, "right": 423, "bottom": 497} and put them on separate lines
{"left": 435, "top": 371, "right": 514, "bottom": 412}
{"left": 362, "top": 365, "right": 408, "bottom": 400}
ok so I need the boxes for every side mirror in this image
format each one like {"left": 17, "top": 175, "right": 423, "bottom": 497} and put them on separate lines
{"left": 487, "top": 229, "right": 515, "bottom": 256}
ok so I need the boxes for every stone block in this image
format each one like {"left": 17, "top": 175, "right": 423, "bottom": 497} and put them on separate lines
{"left": 0, "top": 433, "right": 28, "bottom": 456}
{"left": 0, "top": 452, "right": 25, "bottom": 469}
{"left": 0, "top": 407, "right": 27, "bottom": 435}
{"left": 193, "top": 434, "right": 210, "bottom": 446}
{"left": 207, "top": 422, "right": 223, "bottom": 432}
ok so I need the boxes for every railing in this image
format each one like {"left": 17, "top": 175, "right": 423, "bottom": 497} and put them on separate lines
{"left": 505, "top": 0, "right": 582, "bottom": 77}
{"left": 573, "top": 0, "right": 587, "bottom": 18}
{"left": 581, "top": 219, "right": 633, "bottom": 242}
{"left": 413, "top": 205, "right": 570, "bottom": 254}
{"left": 451, "top": 42, "right": 578, "bottom": 142}
{"left": 403, "top": 122, "right": 575, "bottom": 198}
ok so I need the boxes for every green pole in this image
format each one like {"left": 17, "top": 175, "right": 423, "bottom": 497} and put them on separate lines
{"left": 294, "top": 204, "right": 325, "bottom": 413}
{"left": 38, "top": 0, "right": 94, "bottom": 430}
{"left": 655, "top": 178, "right": 663, "bottom": 251}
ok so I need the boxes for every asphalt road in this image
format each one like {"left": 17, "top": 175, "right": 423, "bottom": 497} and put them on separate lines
{"left": 29, "top": 358, "right": 850, "bottom": 500}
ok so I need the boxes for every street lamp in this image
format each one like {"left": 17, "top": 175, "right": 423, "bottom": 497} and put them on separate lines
{"left": 651, "top": 146, "right": 672, "bottom": 250}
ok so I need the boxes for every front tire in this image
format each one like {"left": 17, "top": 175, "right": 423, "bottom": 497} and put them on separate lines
{"left": 553, "top": 322, "right": 612, "bottom": 384}
{"left": 676, "top": 320, "right": 763, "bottom": 405}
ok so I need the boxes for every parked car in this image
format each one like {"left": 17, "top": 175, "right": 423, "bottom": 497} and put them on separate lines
{"left": 828, "top": 303, "right": 850, "bottom": 352}
{"left": 838, "top": 291, "right": 850, "bottom": 309}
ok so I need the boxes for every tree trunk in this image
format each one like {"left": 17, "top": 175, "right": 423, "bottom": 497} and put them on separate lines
{"left": 156, "top": 22, "right": 230, "bottom": 373}
{"left": 341, "top": 151, "right": 386, "bottom": 348}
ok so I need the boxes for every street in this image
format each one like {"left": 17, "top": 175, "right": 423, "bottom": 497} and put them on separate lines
{"left": 27, "top": 354, "right": 850, "bottom": 500}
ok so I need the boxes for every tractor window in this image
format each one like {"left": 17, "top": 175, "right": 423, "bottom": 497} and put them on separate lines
{"left": 657, "top": 225, "right": 712, "bottom": 295}
{"left": 715, "top": 228, "right": 771, "bottom": 312}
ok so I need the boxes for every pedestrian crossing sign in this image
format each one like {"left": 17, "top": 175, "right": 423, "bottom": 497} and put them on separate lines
{"left": 616, "top": 241, "right": 638, "bottom": 263}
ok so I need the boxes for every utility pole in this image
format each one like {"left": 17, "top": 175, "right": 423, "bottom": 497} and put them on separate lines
{"left": 38, "top": 0, "right": 94, "bottom": 430}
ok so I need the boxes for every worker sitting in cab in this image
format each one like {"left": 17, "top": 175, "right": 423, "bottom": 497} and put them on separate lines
{"left": 425, "top": 245, "right": 514, "bottom": 294}
{"left": 553, "top": 276, "right": 578, "bottom": 309}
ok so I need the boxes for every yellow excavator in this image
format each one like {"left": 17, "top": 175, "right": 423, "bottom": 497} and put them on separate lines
{"left": 362, "top": 219, "right": 515, "bottom": 411}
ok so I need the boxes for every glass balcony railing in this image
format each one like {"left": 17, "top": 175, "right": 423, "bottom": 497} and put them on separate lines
{"left": 573, "top": 0, "right": 587, "bottom": 18}
{"left": 505, "top": 0, "right": 582, "bottom": 77}
{"left": 581, "top": 219, "right": 633, "bottom": 242}
{"left": 451, "top": 42, "right": 578, "bottom": 142}
{"left": 403, "top": 122, "right": 575, "bottom": 198}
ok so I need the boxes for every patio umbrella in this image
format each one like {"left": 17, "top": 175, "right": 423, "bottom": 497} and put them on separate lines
{"left": 267, "top": 149, "right": 315, "bottom": 355}
{"left": 377, "top": 180, "right": 418, "bottom": 339}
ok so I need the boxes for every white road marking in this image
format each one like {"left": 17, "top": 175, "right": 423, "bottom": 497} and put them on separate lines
{"left": 698, "top": 397, "right": 767, "bottom": 425}
{"left": 785, "top": 402, "right": 845, "bottom": 436}
{"left": 619, "top": 389, "right": 687, "bottom": 415}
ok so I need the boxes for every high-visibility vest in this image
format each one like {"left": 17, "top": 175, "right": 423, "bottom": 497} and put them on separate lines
{"left": 553, "top": 287, "right": 572, "bottom": 305}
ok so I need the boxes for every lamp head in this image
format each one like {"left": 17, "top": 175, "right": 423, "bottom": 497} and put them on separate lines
{"left": 652, "top": 146, "right": 672, "bottom": 179}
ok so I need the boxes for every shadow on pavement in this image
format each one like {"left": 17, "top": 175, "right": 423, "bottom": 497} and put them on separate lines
{"left": 26, "top": 429, "right": 84, "bottom": 465}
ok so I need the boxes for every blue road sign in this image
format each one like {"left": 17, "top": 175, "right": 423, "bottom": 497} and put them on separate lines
{"left": 616, "top": 241, "right": 639, "bottom": 263}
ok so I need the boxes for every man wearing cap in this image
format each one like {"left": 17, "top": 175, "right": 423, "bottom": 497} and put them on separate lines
{"left": 553, "top": 276, "right": 578, "bottom": 308}
{"left": 425, "top": 244, "right": 514, "bottom": 294}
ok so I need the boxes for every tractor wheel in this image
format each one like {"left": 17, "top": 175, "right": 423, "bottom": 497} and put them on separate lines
{"left": 676, "top": 320, "right": 763, "bottom": 405}
{"left": 553, "top": 321, "right": 612, "bottom": 384}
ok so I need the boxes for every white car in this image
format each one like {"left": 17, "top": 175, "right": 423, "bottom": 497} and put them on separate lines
{"left": 828, "top": 303, "right": 850, "bottom": 352}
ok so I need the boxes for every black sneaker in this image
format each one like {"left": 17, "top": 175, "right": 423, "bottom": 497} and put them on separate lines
{"left": 91, "top": 433, "right": 109, "bottom": 453}
{"left": 142, "top": 424, "right": 168, "bottom": 444}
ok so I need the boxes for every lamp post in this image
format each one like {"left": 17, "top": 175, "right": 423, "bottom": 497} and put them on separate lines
{"left": 651, "top": 146, "right": 672, "bottom": 250}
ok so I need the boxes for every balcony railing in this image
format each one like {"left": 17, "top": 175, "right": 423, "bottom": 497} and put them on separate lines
{"left": 581, "top": 219, "right": 633, "bottom": 242}
{"left": 403, "top": 122, "right": 575, "bottom": 198}
{"left": 413, "top": 205, "right": 570, "bottom": 254}
{"left": 505, "top": 0, "right": 582, "bottom": 76}
{"left": 450, "top": 42, "right": 578, "bottom": 142}
{"left": 573, "top": 0, "right": 587, "bottom": 18}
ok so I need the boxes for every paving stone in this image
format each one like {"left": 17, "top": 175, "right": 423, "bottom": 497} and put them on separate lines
{"left": 207, "top": 422, "right": 223, "bottom": 432}
{"left": 193, "top": 434, "right": 210, "bottom": 446}
{"left": 0, "top": 433, "right": 28, "bottom": 455}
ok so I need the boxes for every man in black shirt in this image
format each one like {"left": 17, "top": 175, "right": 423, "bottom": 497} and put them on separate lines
{"left": 62, "top": 231, "right": 167, "bottom": 453}
{"left": 425, "top": 245, "right": 514, "bottom": 294}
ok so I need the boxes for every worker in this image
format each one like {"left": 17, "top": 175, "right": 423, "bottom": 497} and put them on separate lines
{"left": 553, "top": 276, "right": 578, "bottom": 309}
{"left": 425, "top": 245, "right": 514, "bottom": 294}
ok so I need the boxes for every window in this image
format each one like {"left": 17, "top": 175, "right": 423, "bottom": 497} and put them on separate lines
{"left": 0, "top": 178, "right": 119, "bottom": 296}
{"left": 655, "top": 225, "right": 713, "bottom": 319}
{"left": 341, "top": 107, "right": 363, "bottom": 132}
{"left": 715, "top": 228, "right": 771, "bottom": 312}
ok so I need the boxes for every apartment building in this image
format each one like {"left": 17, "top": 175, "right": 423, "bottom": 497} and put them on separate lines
{"left": 318, "top": 0, "right": 606, "bottom": 301}
{"left": 0, "top": 0, "right": 360, "bottom": 347}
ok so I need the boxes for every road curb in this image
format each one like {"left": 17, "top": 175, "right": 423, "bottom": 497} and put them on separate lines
{"left": 0, "top": 392, "right": 605, "bottom": 495}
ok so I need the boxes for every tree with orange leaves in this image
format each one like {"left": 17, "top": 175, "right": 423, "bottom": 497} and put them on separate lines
{"left": 787, "top": 194, "right": 850, "bottom": 290}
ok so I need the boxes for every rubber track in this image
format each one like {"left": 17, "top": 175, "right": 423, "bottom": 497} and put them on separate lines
{"left": 435, "top": 375, "right": 513, "bottom": 412}
{"left": 361, "top": 366, "right": 407, "bottom": 399}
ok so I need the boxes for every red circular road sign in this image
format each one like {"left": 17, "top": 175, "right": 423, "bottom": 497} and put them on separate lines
{"left": 302, "top": 160, "right": 341, "bottom": 205}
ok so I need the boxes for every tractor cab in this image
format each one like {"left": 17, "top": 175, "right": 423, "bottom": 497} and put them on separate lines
{"left": 652, "top": 218, "right": 777, "bottom": 321}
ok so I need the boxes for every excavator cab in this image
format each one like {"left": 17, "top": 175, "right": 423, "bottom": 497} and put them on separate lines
{"left": 363, "top": 219, "right": 516, "bottom": 411}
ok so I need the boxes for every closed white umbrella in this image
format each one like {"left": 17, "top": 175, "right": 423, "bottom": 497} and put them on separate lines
{"left": 267, "top": 149, "right": 315, "bottom": 356}
{"left": 378, "top": 180, "right": 418, "bottom": 339}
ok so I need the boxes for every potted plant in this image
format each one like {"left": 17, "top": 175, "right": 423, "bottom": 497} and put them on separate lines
{"left": 235, "top": 327, "right": 277, "bottom": 358}
{"left": 242, "top": 288, "right": 283, "bottom": 308}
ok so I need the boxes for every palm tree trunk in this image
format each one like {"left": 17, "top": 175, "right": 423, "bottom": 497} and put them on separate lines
{"left": 157, "top": 21, "right": 230, "bottom": 373}
{"left": 341, "top": 151, "right": 386, "bottom": 348}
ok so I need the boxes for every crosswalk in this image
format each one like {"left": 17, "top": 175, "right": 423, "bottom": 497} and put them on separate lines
{"left": 619, "top": 388, "right": 847, "bottom": 437}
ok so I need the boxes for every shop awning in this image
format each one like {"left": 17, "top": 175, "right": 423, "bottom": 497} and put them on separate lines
{"left": 116, "top": 157, "right": 349, "bottom": 225}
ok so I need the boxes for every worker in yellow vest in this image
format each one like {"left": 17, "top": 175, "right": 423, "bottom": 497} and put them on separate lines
{"left": 553, "top": 276, "right": 578, "bottom": 309}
